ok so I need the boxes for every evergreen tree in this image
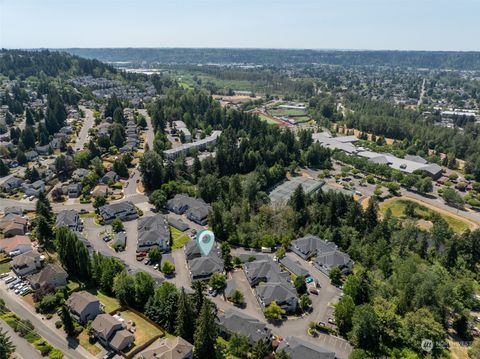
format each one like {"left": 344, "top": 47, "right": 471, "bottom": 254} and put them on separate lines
{"left": 60, "top": 304, "right": 76, "bottom": 337}
{"left": 175, "top": 288, "right": 195, "bottom": 343}
{"left": 0, "top": 160, "right": 9, "bottom": 177}
{"left": 192, "top": 280, "right": 206, "bottom": 315}
{"left": 251, "top": 339, "right": 271, "bottom": 359}
{"left": 0, "top": 328, "right": 14, "bottom": 359}
{"left": 194, "top": 300, "right": 218, "bottom": 359}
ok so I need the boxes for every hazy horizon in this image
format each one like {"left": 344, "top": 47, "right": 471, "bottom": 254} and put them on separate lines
{"left": 1, "top": 0, "right": 480, "bottom": 51}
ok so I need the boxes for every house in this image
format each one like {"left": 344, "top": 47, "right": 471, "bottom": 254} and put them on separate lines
{"left": 314, "top": 249, "right": 353, "bottom": 275}
{"left": 173, "top": 120, "right": 192, "bottom": 142}
{"left": 35, "top": 145, "right": 51, "bottom": 156}
{"left": 113, "top": 231, "right": 126, "bottom": 249}
{"left": 244, "top": 258, "right": 290, "bottom": 287}
{"left": 66, "top": 291, "right": 102, "bottom": 324}
{"left": 0, "top": 235, "right": 32, "bottom": 255}
{"left": 25, "top": 150, "right": 39, "bottom": 161}
{"left": 11, "top": 251, "right": 41, "bottom": 277}
{"left": 67, "top": 183, "right": 82, "bottom": 198}
{"left": 166, "top": 194, "right": 211, "bottom": 225}
{"left": 110, "top": 329, "right": 135, "bottom": 352}
{"left": 55, "top": 210, "right": 83, "bottom": 231}
{"left": 91, "top": 314, "right": 134, "bottom": 352}
{"left": 72, "top": 168, "right": 89, "bottom": 182}
{"left": 138, "top": 336, "right": 194, "bottom": 359}
{"left": 291, "top": 235, "right": 336, "bottom": 260}
{"left": 256, "top": 282, "right": 298, "bottom": 312}
{"left": 137, "top": 214, "right": 170, "bottom": 253}
{"left": 218, "top": 309, "right": 271, "bottom": 344}
{"left": 168, "top": 217, "right": 189, "bottom": 232}
{"left": 22, "top": 180, "right": 45, "bottom": 197}
{"left": 101, "top": 171, "right": 119, "bottom": 184}
{"left": 91, "top": 314, "right": 123, "bottom": 345}
{"left": 188, "top": 251, "right": 224, "bottom": 281}
{"left": 4, "top": 207, "right": 23, "bottom": 216}
{"left": 0, "top": 215, "right": 28, "bottom": 237}
{"left": 276, "top": 336, "right": 335, "bottom": 359}
{"left": 0, "top": 177, "right": 24, "bottom": 192}
{"left": 98, "top": 201, "right": 138, "bottom": 224}
{"left": 92, "top": 184, "right": 109, "bottom": 198}
{"left": 28, "top": 264, "right": 68, "bottom": 289}
{"left": 184, "top": 240, "right": 202, "bottom": 261}
{"left": 279, "top": 256, "right": 309, "bottom": 277}
{"left": 163, "top": 130, "right": 221, "bottom": 160}
{"left": 243, "top": 258, "right": 298, "bottom": 313}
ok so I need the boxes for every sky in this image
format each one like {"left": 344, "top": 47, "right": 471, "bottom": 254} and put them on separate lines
{"left": 1, "top": 0, "right": 479, "bottom": 51}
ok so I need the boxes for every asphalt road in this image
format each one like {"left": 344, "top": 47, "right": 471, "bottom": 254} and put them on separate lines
{"left": 0, "top": 284, "right": 94, "bottom": 359}
{"left": 73, "top": 107, "right": 95, "bottom": 152}
{"left": 138, "top": 109, "right": 154, "bottom": 150}
{"left": 0, "top": 318, "right": 43, "bottom": 359}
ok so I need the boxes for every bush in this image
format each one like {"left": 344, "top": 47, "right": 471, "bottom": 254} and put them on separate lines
{"left": 34, "top": 339, "right": 53, "bottom": 356}
{"left": 55, "top": 320, "right": 63, "bottom": 329}
{"left": 48, "top": 349, "right": 63, "bottom": 359}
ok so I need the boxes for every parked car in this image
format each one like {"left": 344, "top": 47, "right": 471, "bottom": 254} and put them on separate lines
{"left": 309, "top": 287, "right": 319, "bottom": 295}
{"left": 0, "top": 273, "right": 10, "bottom": 279}
{"left": 4, "top": 276, "right": 15, "bottom": 284}
{"left": 20, "top": 288, "right": 31, "bottom": 296}
{"left": 103, "top": 351, "right": 115, "bottom": 359}
{"left": 328, "top": 318, "right": 335, "bottom": 325}
{"left": 153, "top": 263, "right": 159, "bottom": 270}
{"left": 315, "top": 280, "right": 321, "bottom": 288}
{"left": 102, "top": 235, "right": 111, "bottom": 242}
{"left": 305, "top": 277, "right": 314, "bottom": 284}
{"left": 9, "top": 279, "right": 21, "bottom": 289}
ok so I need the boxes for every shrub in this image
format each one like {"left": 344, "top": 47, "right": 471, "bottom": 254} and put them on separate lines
{"left": 34, "top": 339, "right": 53, "bottom": 356}
{"left": 48, "top": 349, "right": 63, "bottom": 359}
{"left": 55, "top": 320, "right": 63, "bottom": 329}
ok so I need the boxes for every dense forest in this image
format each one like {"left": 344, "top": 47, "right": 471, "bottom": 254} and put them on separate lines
{"left": 63, "top": 48, "right": 480, "bottom": 70}
{"left": 0, "top": 49, "right": 117, "bottom": 79}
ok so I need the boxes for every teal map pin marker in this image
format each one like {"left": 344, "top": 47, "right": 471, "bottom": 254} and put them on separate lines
{"left": 196, "top": 230, "right": 215, "bottom": 256}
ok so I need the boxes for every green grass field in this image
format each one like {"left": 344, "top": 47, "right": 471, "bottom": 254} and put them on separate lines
{"left": 171, "top": 226, "right": 191, "bottom": 250}
{"left": 258, "top": 114, "right": 280, "bottom": 125}
{"left": 0, "top": 262, "right": 10, "bottom": 273}
{"left": 119, "top": 310, "right": 163, "bottom": 353}
{"left": 268, "top": 108, "right": 307, "bottom": 117}
{"left": 379, "top": 198, "right": 470, "bottom": 233}
{"left": 87, "top": 289, "right": 121, "bottom": 313}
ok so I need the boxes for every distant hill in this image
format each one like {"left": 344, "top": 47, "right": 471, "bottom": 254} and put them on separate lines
{"left": 0, "top": 49, "right": 117, "bottom": 79}
{"left": 62, "top": 48, "right": 480, "bottom": 70}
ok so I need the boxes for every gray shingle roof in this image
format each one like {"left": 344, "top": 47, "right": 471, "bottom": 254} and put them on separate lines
{"left": 218, "top": 309, "right": 271, "bottom": 343}
{"left": 277, "top": 336, "right": 335, "bottom": 359}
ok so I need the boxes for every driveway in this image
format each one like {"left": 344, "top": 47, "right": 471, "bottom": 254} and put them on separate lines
{"left": 170, "top": 249, "right": 191, "bottom": 289}
{"left": 229, "top": 269, "right": 264, "bottom": 320}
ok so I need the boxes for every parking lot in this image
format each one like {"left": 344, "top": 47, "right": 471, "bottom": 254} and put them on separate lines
{"left": 0, "top": 272, "right": 32, "bottom": 297}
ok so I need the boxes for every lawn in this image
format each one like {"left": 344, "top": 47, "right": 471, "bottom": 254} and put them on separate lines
{"left": 118, "top": 310, "right": 164, "bottom": 353}
{"left": 79, "top": 211, "right": 96, "bottom": 219}
{"left": 78, "top": 329, "right": 102, "bottom": 356}
{"left": 269, "top": 108, "right": 306, "bottom": 117}
{"left": 171, "top": 226, "right": 191, "bottom": 251}
{"left": 67, "top": 280, "right": 81, "bottom": 292}
{"left": 258, "top": 114, "right": 280, "bottom": 126}
{"left": 379, "top": 198, "right": 470, "bottom": 233}
{"left": 87, "top": 289, "right": 121, "bottom": 313}
{"left": 0, "top": 262, "right": 10, "bottom": 273}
